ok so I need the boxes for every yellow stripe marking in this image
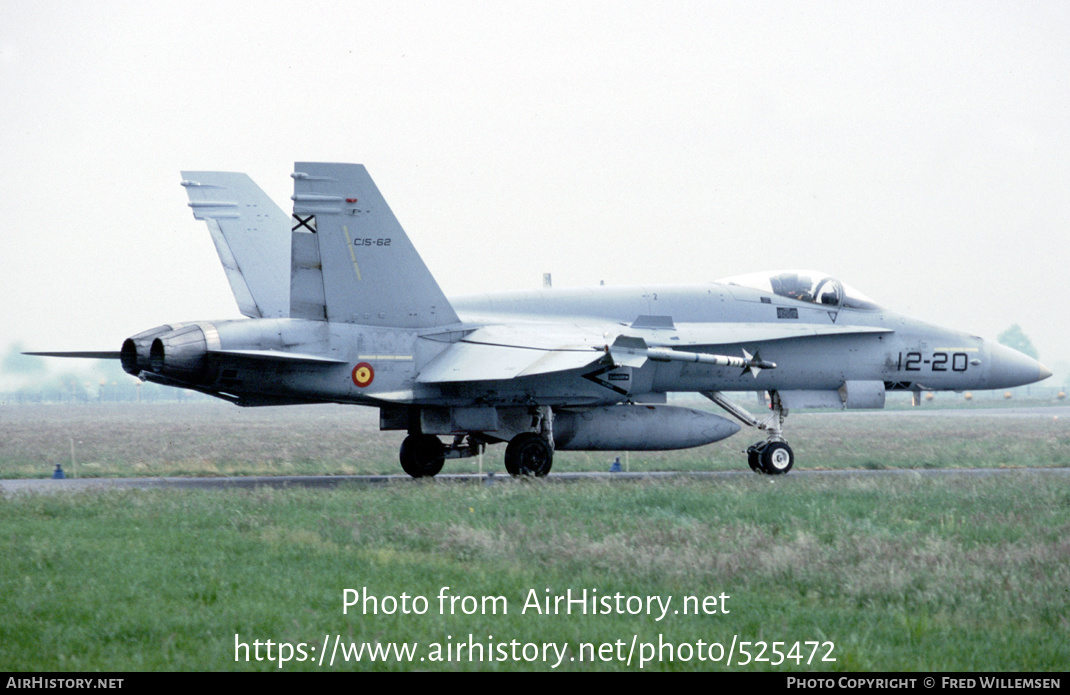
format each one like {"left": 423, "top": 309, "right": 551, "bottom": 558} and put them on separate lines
{"left": 341, "top": 225, "right": 362, "bottom": 281}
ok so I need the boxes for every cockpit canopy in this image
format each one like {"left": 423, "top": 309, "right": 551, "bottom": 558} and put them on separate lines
{"left": 717, "top": 270, "right": 880, "bottom": 311}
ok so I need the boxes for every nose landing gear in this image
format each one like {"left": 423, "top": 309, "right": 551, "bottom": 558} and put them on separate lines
{"left": 704, "top": 390, "right": 795, "bottom": 475}
{"left": 746, "top": 439, "right": 795, "bottom": 475}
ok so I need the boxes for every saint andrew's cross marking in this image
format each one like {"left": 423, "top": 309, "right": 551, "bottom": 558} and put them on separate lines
{"left": 292, "top": 214, "right": 317, "bottom": 233}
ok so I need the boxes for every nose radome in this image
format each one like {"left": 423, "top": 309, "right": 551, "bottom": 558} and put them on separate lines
{"left": 987, "top": 341, "right": 1052, "bottom": 389}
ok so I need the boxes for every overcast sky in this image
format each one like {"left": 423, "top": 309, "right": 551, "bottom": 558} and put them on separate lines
{"left": 2, "top": 1, "right": 1067, "bottom": 373}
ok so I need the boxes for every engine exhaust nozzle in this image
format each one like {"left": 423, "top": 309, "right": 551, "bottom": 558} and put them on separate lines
{"left": 120, "top": 324, "right": 189, "bottom": 376}
{"left": 149, "top": 325, "right": 210, "bottom": 383}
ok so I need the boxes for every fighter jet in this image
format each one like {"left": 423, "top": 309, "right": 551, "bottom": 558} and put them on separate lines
{"left": 29, "top": 163, "right": 1052, "bottom": 477}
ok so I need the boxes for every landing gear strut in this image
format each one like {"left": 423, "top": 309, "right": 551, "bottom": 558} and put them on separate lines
{"left": 398, "top": 407, "right": 557, "bottom": 479}
{"left": 704, "top": 390, "right": 795, "bottom": 475}
{"left": 399, "top": 433, "right": 486, "bottom": 478}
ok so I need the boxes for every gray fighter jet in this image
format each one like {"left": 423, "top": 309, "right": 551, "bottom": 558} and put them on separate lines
{"left": 30, "top": 163, "right": 1052, "bottom": 477}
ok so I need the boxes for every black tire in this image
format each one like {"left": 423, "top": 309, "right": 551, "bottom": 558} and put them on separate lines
{"left": 399, "top": 434, "right": 446, "bottom": 478}
{"left": 760, "top": 441, "right": 794, "bottom": 475}
{"left": 504, "top": 433, "right": 554, "bottom": 477}
{"left": 746, "top": 442, "right": 765, "bottom": 473}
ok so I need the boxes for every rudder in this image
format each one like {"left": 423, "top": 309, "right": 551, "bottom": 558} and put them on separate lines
{"left": 290, "top": 163, "right": 459, "bottom": 328}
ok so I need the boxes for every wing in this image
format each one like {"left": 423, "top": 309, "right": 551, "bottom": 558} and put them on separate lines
{"left": 417, "top": 324, "right": 604, "bottom": 383}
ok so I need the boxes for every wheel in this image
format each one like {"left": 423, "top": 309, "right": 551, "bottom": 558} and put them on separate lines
{"left": 504, "top": 433, "right": 554, "bottom": 477}
{"left": 760, "top": 441, "right": 794, "bottom": 475}
{"left": 399, "top": 434, "right": 446, "bottom": 478}
{"left": 746, "top": 442, "right": 765, "bottom": 473}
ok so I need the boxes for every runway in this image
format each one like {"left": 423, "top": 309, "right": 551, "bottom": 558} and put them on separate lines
{"left": 3, "top": 466, "right": 1068, "bottom": 496}
{"left": 852, "top": 404, "right": 1069, "bottom": 418}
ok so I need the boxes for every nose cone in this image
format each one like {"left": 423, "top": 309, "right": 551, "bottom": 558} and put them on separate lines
{"left": 986, "top": 342, "right": 1052, "bottom": 389}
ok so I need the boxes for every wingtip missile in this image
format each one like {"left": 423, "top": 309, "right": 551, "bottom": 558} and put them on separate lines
{"left": 742, "top": 350, "right": 776, "bottom": 378}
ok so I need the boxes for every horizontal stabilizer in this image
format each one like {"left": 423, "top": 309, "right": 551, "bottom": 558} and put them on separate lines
{"left": 23, "top": 351, "right": 121, "bottom": 360}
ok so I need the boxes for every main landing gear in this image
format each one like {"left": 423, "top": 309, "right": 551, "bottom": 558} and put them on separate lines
{"left": 504, "top": 432, "right": 554, "bottom": 477}
{"left": 399, "top": 407, "right": 556, "bottom": 479}
{"left": 398, "top": 434, "right": 446, "bottom": 478}
{"left": 704, "top": 390, "right": 795, "bottom": 475}
{"left": 503, "top": 406, "right": 555, "bottom": 477}
{"left": 399, "top": 432, "right": 486, "bottom": 478}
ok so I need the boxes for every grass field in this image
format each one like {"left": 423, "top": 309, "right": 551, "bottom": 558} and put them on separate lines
{"left": 1, "top": 402, "right": 1068, "bottom": 671}
{"left": 2, "top": 401, "right": 1068, "bottom": 478}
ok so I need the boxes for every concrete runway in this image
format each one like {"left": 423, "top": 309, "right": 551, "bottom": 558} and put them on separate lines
{"left": 3, "top": 466, "right": 1069, "bottom": 496}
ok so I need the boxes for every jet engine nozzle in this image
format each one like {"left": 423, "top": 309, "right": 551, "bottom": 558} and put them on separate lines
{"left": 120, "top": 324, "right": 189, "bottom": 376}
{"left": 149, "top": 325, "right": 210, "bottom": 384}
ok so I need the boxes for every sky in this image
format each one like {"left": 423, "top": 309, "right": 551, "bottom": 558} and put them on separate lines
{"left": 2, "top": 1, "right": 1068, "bottom": 377}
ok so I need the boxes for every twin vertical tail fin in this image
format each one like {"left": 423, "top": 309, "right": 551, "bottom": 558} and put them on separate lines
{"left": 182, "top": 163, "right": 459, "bottom": 329}
{"left": 289, "top": 162, "right": 460, "bottom": 328}
{"left": 181, "top": 172, "right": 290, "bottom": 319}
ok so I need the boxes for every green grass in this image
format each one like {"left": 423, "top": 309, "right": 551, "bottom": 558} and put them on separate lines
{"left": 2, "top": 474, "right": 1068, "bottom": 671}
{"left": 2, "top": 402, "right": 1068, "bottom": 671}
